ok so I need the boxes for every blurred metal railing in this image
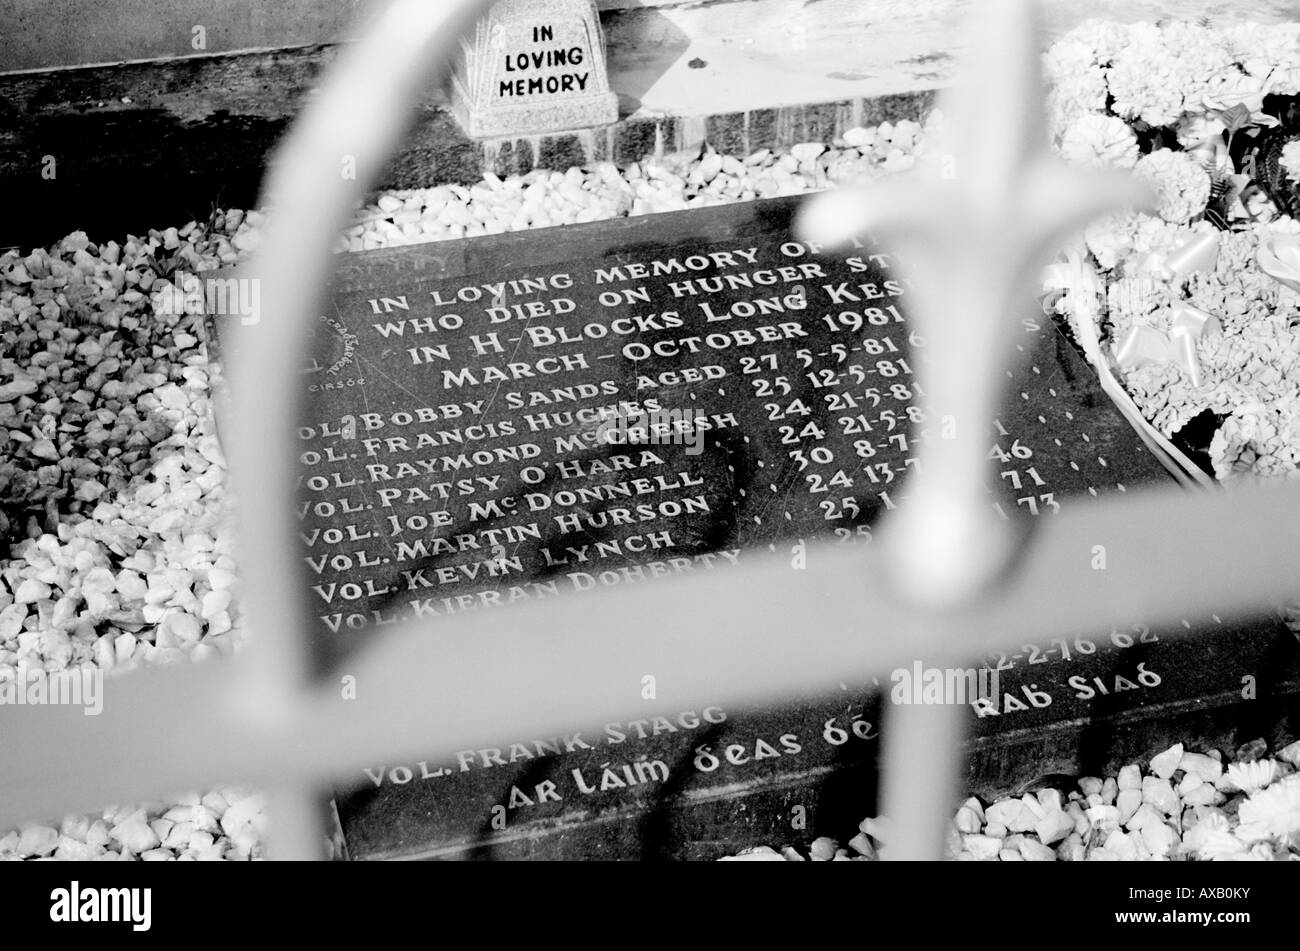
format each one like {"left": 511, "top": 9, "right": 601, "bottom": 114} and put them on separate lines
{"left": 2, "top": 0, "right": 1299, "bottom": 861}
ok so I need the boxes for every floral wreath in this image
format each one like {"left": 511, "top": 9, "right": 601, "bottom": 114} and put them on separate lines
{"left": 1042, "top": 19, "right": 1300, "bottom": 483}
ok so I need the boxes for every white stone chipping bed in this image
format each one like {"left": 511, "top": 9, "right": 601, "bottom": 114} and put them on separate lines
{"left": 4, "top": 18, "right": 1300, "bottom": 861}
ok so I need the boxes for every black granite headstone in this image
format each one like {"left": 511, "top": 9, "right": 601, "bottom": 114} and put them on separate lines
{"left": 210, "top": 196, "right": 1300, "bottom": 860}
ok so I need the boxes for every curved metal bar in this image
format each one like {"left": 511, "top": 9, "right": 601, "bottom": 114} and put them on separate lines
{"left": 227, "top": 0, "right": 498, "bottom": 857}
{"left": 228, "top": 0, "right": 497, "bottom": 717}
{"left": 2, "top": 472, "right": 1298, "bottom": 837}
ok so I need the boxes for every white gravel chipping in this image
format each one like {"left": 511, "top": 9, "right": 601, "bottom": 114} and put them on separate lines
{"left": 724, "top": 740, "right": 1300, "bottom": 861}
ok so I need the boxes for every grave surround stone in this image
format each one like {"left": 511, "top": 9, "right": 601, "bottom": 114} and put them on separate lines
{"left": 208, "top": 195, "right": 1300, "bottom": 860}
{"left": 450, "top": 0, "right": 619, "bottom": 138}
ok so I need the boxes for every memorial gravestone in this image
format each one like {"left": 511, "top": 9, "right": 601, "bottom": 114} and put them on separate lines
{"left": 449, "top": 0, "right": 619, "bottom": 138}
{"left": 210, "top": 195, "right": 1300, "bottom": 860}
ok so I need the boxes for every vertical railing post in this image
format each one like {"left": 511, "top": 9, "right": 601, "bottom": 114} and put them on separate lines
{"left": 232, "top": 0, "right": 499, "bottom": 859}
{"left": 797, "top": 0, "right": 1148, "bottom": 858}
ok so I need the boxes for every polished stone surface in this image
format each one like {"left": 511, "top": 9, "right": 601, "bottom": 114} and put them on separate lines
{"left": 209, "top": 196, "right": 1300, "bottom": 858}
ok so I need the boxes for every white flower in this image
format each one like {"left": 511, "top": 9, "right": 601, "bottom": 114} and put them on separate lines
{"left": 1084, "top": 213, "right": 1134, "bottom": 271}
{"left": 1046, "top": 71, "right": 1108, "bottom": 139}
{"left": 1211, "top": 410, "right": 1297, "bottom": 479}
{"left": 1123, "top": 361, "right": 1204, "bottom": 436}
{"left": 1129, "top": 213, "right": 1183, "bottom": 258}
{"left": 1107, "top": 30, "right": 1186, "bottom": 127}
{"left": 1202, "top": 66, "right": 1268, "bottom": 115}
{"left": 1222, "top": 23, "right": 1268, "bottom": 66}
{"left": 1283, "top": 141, "right": 1300, "bottom": 187}
{"left": 1044, "top": 38, "right": 1097, "bottom": 85}
{"left": 1184, "top": 811, "right": 1248, "bottom": 860}
{"left": 1064, "top": 19, "right": 1129, "bottom": 66}
{"left": 1107, "top": 276, "right": 1168, "bottom": 337}
{"left": 1059, "top": 114, "right": 1139, "bottom": 169}
{"left": 1201, "top": 831, "right": 1251, "bottom": 860}
{"left": 1135, "top": 149, "right": 1212, "bottom": 224}
{"left": 1124, "top": 21, "right": 1165, "bottom": 50}
{"left": 1250, "top": 24, "right": 1300, "bottom": 94}
{"left": 1236, "top": 773, "right": 1300, "bottom": 842}
{"left": 1227, "top": 759, "right": 1280, "bottom": 793}
{"left": 1087, "top": 212, "right": 1181, "bottom": 281}
{"left": 1160, "top": 22, "right": 1235, "bottom": 107}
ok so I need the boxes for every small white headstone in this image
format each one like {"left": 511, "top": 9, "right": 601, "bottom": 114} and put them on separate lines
{"left": 450, "top": 0, "right": 619, "bottom": 138}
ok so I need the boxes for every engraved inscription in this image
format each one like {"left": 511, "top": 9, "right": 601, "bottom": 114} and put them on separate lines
{"left": 265, "top": 203, "right": 1289, "bottom": 857}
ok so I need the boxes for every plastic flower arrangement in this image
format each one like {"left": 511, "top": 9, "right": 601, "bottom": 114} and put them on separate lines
{"left": 1043, "top": 19, "right": 1300, "bottom": 482}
